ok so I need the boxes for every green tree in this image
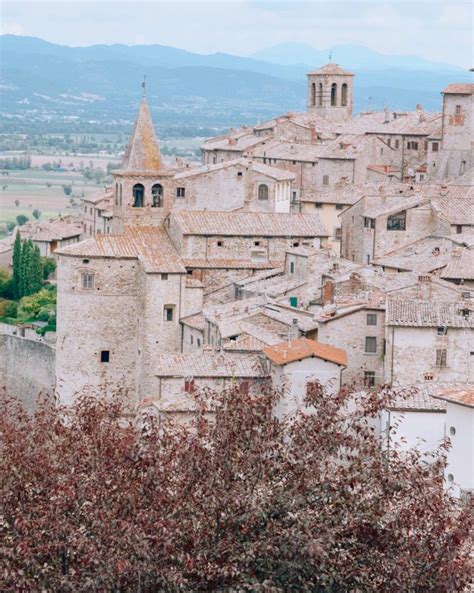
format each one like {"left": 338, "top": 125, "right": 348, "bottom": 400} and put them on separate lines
{"left": 16, "top": 214, "right": 28, "bottom": 226}
{"left": 18, "top": 239, "right": 32, "bottom": 298}
{"left": 29, "top": 244, "right": 43, "bottom": 295}
{"left": 41, "top": 257, "right": 56, "bottom": 280}
{"left": 32, "top": 209, "right": 41, "bottom": 220}
{"left": 12, "top": 231, "right": 21, "bottom": 299}
{"left": 62, "top": 185, "right": 72, "bottom": 196}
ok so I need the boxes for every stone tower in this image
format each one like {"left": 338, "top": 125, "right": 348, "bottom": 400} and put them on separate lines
{"left": 112, "top": 97, "right": 174, "bottom": 233}
{"left": 307, "top": 63, "right": 354, "bottom": 122}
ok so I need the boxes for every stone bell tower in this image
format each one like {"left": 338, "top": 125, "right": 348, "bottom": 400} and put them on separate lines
{"left": 307, "top": 63, "right": 354, "bottom": 122}
{"left": 112, "top": 94, "right": 174, "bottom": 233}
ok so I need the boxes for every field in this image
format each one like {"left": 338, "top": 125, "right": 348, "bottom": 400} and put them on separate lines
{"left": 0, "top": 167, "right": 106, "bottom": 235}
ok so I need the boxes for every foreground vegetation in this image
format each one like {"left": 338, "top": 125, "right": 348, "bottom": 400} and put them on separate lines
{"left": 0, "top": 385, "right": 471, "bottom": 592}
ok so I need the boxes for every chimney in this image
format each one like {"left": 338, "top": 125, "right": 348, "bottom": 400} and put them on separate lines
{"left": 310, "top": 127, "right": 318, "bottom": 142}
{"left": 323, "top": 279, "right": 335, "bottom": 304}
{"left": 289, "top": 318, "right": 299, "bottom": 341}
{"left": 384, "top": 108, "right": 390, "bottom": 124}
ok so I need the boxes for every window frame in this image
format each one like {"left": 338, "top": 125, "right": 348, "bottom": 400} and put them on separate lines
{"left": 365, "top": 336, "right": 377, "bottom": 354}
{"left": 81, "top": 272, "right": 95, "bottom": 290}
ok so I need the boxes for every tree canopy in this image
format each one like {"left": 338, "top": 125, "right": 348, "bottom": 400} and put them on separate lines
{"left": 0, "top": 385, "right": 471, "bottom": 592}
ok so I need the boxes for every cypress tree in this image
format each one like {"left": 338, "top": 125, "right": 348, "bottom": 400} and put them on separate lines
{"left": 29, "top": 245, "right": 43, "bottom": 295}
{"left": 12, "top": 231, "right": 21, "bottom": 299}
{"left": 18, "top": 240, "right": 32, "bottom": 298}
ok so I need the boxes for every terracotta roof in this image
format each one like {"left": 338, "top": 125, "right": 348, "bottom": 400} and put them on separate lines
{"left": 442, "top": 84, "right": 474, "bottom": 95}
{"left": 121, "top": 98, "right": 162, "bottom": 173}
{"left": 387, "top": 389, "right": 446, "bottom": 413}
{"left": 307, "top": 63, "right": 354, "bottom": 76}
{"left": 182, "top": 258, "right": 282, "bottom": 270}
{"left": 201, "top": 130, "right": 266, "bottom": 152}
{"left": 361, "top": 194, "right": 430, "bottom": 219}
{"left": 367, "top": 164, "right": 400, "bottom": 176}
{"left": 440, "top": 250, "right": 474, "bottom": 281}
{"left": 335, "top": 110, "right": 441, "bottom": 136}
{"left": 57, "top": 225, "right": 186, "bottom": 273}
{"left": 434, "top": 386, "right": 474, "bottom": 408}
{"left": 263, "top": 337, "right": 347, "bottom": 367}
{"left": 18, "top": 217, "right": 82, "bottom": 242}
{"left": 173, "top": 157, "right": 295, "bottom": 182}
{"left": 386, "top": 299, "right": 474, "bottom": 328}
{"left": 154, "top": 352, "right": 268, "bottom": 378}
{"left": 172, "top": 211, "right": 329, "bottom": 237}
{"left": 180, "top": 312, "right": 205, "bottom": 331}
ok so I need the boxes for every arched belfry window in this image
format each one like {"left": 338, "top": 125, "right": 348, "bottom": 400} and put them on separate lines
{"left": 318, "top": 83, "right": 323, "bottom": 106}
{"left": 341, "top": 83, "right": 348, "bottom": 107}
{"left": 151, "top": 184, "right": 163, "bottom": 207}
{"left": 258, "top": 184, "right": 269, "bottom": 200}
{"left": 331, "top": 83, "right": 337, "bottom": 107}
{"left": 132, "top": 183, "right": 144, "bottom": 208}
{"left": 311, "top": 83, "right": 316, "bottom": 106}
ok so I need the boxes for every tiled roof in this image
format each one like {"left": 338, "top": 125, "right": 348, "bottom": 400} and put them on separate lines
{"left": 432, "top": 188, "right": 474, "bottom": 225}
{"left": 335, "top": 110, "right": 441, "bottom": 136}
{"left": 442, "top": 83, "right": 474, "bottom": 95}
{"left": 201, "top": 130, "right": 266, "bottom": 152}
{"left": 386, "top": 299, "right": 474, "bottom": 328}
{"left": 173, "top": 157, "right": 295, "bottom": 182}
{"left": 182, "top": 258, "right": 283, "bottom": 270}
{"left": 263, "top": 337, "right": 347, "bottom": 367}
{"left": 57, "top": 226, "right": 186, "bottom": 273}
{"left": 387, "top": 388, "right": 446, "bottom": 413}
{"left": 18, "top": 217, "right": 82, "bottom": 242}
{"left": 82, "top": 189, "right": 114, "bottom": 205}
{"left": 440, "top": 250, "right": 474, "bottom": 281}
{"left": 434, "top": 386, "right": 474, "bottom": 408}
{"left": 361, "top": 194, "right": 430, "bottom": 219}
{"left": 367, "top": 164, "right": 400, "bottom": 176}
{"left": 300, "top": 182, "right": 396, "bottom": 205}
{"left": 180, "top": 312, "right": 205, "bottom": 331}
{"left": 154, "top": 352, "right": 268, "bottom": 378}
{"left": 121, "top": 98, "right": 162, "bottom": 173}
{"left": 307, "top": 63, "right": 354, "bottom": 76}
{"left": 172, "top": 210, "right": 329, "bottom": 237}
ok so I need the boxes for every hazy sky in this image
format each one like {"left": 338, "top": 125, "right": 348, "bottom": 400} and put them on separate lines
{"left": 2, "top": 0, "right": 473, "bottom": 68}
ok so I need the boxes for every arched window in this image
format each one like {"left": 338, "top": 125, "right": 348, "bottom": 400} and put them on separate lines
{"left": 132, "top": 183, "right": 144, "bottom": 208}
{"left": 115, "top": 182, "right": 118, "bottom": 205}
{"left": 341, "top": 83, "right": 348, "bottom": 107}
{"left": 258, "top": 184, "right": 269, "bottom": 201}
{"left": 311, "top": 82, "right": 316, "bottom": 106}
{"left": 119, "top": 184, "right": 122, "bottom": 205}
{"left": 331, "top": 83, "right": 337, "bottom": 107}
{"left": 151, "top": 183, "right": 163, "bottom": 207}
{"left": 318, "top": 83, "right": 323, "bottom": 106}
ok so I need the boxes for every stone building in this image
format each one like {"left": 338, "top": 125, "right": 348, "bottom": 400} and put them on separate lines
{"left": 171, "top": 157, "right": 294, "bottom": 213}
{"left": 384, "top": 299, "right": 474, "bottom": 386}
{"left": 306, "top": 63, "right": 354, "bottom": 122}
{"left": 81, "top": 188, "right": 114, "bottom": 237}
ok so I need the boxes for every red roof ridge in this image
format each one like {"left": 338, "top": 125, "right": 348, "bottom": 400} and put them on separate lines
{"left": 263, "top": 337, "right": 347, "bottom": 367}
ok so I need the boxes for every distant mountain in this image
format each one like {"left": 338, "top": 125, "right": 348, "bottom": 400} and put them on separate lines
{"left": 0, "top": 36, "right": 471, "bottom": 135}
{"left": 251, "top": 42, "right": 465, "bottom": 72}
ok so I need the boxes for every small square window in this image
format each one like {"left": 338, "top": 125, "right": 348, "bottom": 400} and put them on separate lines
{"left": 161, "top": 273, "right": 168, "bottom": 280}
{"left": 217, "top": 240, "right": 223, "bottom": 247}
{"left": 432, "top": 142, "right": 439, "bottom": 152}
{"left": 367, "top": 313, "right": 377, "bottom": 326}
{"left": 164, "top": 306, "right": 174, "bottom": 322}
{"left": 197, "top": 338, "right": 201, "bottom": 347}
{"left": 334, "top": 228, "right": 342, "bottom": 241}
{"left": 315, "top": 202, "right": 323, "bottom": 209}
{"left": 254, "top": 241, "right": 261, "bottom": 246}
{"left": 455, "top": 105, "right": 461, "bottom": 115}
{"left": 322, "top": 175, "right": 329, "bottom": 186}
{"left": 395, "top": 139, "right": 400, "bottom": 149}
{"left": 335, "top": 204, "right": 344, "bottom": 210}
{"left": 365, "top": 337, "right": 377, "bottom": 353}
{"left": 437, "top": 326, "right": 447, "bottom": 335}
{"left": 100, "top": 350, "right": 110, "bottom": 363}
{"left": 364, "top": 371, "right": 375, "bottom": 387}
{"left": 237, "top": 171, "right": 243, "bottom": 177}
{"left": 176, "top": 187, "right": 185, "bottom": 198}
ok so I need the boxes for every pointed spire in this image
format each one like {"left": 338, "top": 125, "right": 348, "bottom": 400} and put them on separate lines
{"left": 122, "top": 97, "right": 162, "bottom": 173}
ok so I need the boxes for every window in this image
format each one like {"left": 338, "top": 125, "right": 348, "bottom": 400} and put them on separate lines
{"left": 455, "top": 105, "right": 461, "bottom": 115}
{"left": 341, "top": 83, "right": 348, "bottom": 107}
{"left": 290, "top": 261, "right": 295, "bottom": 274}
{"left": 176, "top": 187, "right": 185, "bottom": 198}
{"left": 81, "top": 272, "right": 94, "bottom": 290}
{"left": 330, "top": 83, "right": 337, "bottom": 106}
{"left": 387, "top": 211, "right": 406, "bottom": 231}
{"left": 449, "top": 426, "right": 456, "bottom": 436}
{"left": 315, "top": 202, "right": 323, "bottom": 209}
{"left": 100, "top": 350, "right": 110, "bottom": 363}
{"left": 365, "top": 337, "right": 377, "bottom": 353}
{"left": 190, "top": 335, "right": 194, "bottom": 345}
{"left": 334, "top": 227, "right": 342, "bottom": 241}
{"left": 254, "top": 241, "right": 261, "bottom": 246}
{"left": 462, "top": 291, "right": 471, "bottom": 299}
{"left": 364, "top": 217, "right": 375, "bottom": 229}
{"left": 237, "top": 171, "right": 243, "bottom": 177}
{"left": 407, "top": 141, "right": 419, "bottom": 150}
{"left": 311, "top": 82, "right": 316, "bottom": 106}
{"left": 461, "top": 309, "right": 470, "bottom": 319}
{"left": 364, "top": 371, "right": 375, "bottom": 387}
{"left": 335, "top": 204, "right": 344, "bottom": 211}
{"left": 197, "top": 338, "right": 201, "bottom": 347}
{"left": 395, "top": 139, "right": 400, "bottom": 149}
{"left": 318, "top": 83, "right": 323, "bottom": 106}
{"left": 119, "top": 184, "right": 122, "bottom": 205}
{"left": 161, "top": 273, "right": 168, "bottom": 280}
{"left": 163, "top": 306, "right": 175, "bottom": 322}
{"left": 151, "top": 184, "right": 163, "bottom": 207}
{"left": 436, "top": 349, "right": 447, "bottom": 367}
{"left": 387, "top": 139, "right": 391, "bottom": 147}
{"left": 367, "top": 313, "right": 377, "bottom": 326}
{"left": 115, "top": 183, "right": 118, "bottom": 205}
{"left": 366, "top": 254, "right": 371, "bottom": 264}
{"left": 456, "top": 225, "right": 462, "bottom": 234}
{"left": 437, "top": 326, "right": 447, "bottom": 335}
{"left": 258, "top": 184, "right": 269, "bottom": 200}
{"left": 323, "top": 175, "right": 329, "bottom": 186}
{"left": 217, "top": 240, "right": 223, "bottom": 247}
{"left": 184, "top": 378, "right": 196, "bottom": 393}
{"left": 424, "top": 141, "right": 428, "bottom": 151}
{"left": 132, "top": 183, "right": 145, "bottom": 207}
{"left": 432, "top": 142, "right": 439, "bottom": 152}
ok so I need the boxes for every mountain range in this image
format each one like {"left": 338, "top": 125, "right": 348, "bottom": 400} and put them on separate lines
{"left": 0, "top": 35, "right": 471, "bottom": 134}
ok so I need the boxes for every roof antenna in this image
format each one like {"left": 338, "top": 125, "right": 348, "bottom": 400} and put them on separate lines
{"left": 329, "top": 50, "right": 332, "bottom": 62}
{"left": 142, "top": 75, "right": 147, "bottom": 98}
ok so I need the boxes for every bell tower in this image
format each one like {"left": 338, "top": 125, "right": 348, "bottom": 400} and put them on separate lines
{"left": 112, "top": 93, "right": 174, "bottom": 233}
{"left": 307, "top": 63, "right": 354, "bottom": 122}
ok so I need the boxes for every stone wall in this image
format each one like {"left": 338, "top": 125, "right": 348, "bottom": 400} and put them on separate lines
{"left": 0, "top": 333, "right": 56, "bottom": 410}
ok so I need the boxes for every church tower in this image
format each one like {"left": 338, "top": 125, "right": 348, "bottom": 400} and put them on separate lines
{"left": 112, "top": 96, "right": 174, "bottom": 233}
{"left": 307, "top": 63, "right": 354, "bottom": 122}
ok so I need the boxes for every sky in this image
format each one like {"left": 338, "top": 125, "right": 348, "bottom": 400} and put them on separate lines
{"left": 2, "top": 0, "right": 473, "bottom": 69}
